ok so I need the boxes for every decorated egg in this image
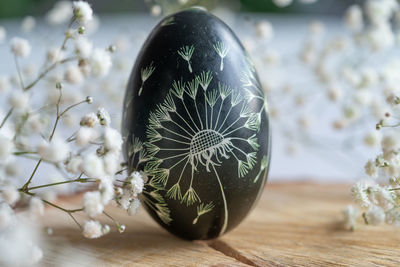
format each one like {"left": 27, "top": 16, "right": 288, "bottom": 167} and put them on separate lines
{"left": 122, "top": 8, "right": 271, "bottom": 240}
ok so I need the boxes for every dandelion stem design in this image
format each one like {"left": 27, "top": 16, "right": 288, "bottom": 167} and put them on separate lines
{"left": 143, "top": 74, "right": 265, "bottom": 234}
{"left": 213, "top": 41, "right": 230, "bottom": 71}
{"left": 193, "top": 202, "right": 215, "bottom": 224}
{"left": 178, "top": 45, "right": 195, "bottom": 73}
{"left": 138, "top": 62, "right": 155, "bottom": 96}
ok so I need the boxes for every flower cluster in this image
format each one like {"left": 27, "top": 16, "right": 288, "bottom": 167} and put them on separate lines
{"left": 0, "top": 1, "right": 143, "bottom": 265}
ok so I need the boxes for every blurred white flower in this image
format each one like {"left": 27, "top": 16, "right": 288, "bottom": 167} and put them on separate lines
{"left": 46, "top": 1, "right": 72, "bottom": 25}
{"left": 82, "top": 220, "right": 103, "bottom": 238}
{"left": 342, "top": 205, "right": 358, "bottom": 230}
{"left": 65, "top": 156, "right": 83, "bottom": 174}
{"left": 0, "top": 185, "right": 20, "bottom": 206}
{"left": 364, "top": 205, "right": 385, "bottom": 225}
{"left": 129, "top": 171, "right": 144, "bottom": 197}
{"left": 21, "top": 16, "right": 36, "bottom": 33}
{"left": 89, "top": 48, "right": 112, "bottom": 77}
{"left": 97, "top": 107, "right": 111, "bottom": 126}
{"left": 99, "top": 178, "right": 114, "bottom": 205}
{"left": 0, "top": 76, "right": 10, "bottom": 93}
{"left": 74, "top": 37, "right": 93, "bottom": 58}
{"left": 65, "top": 65, "right": 84, "bottom": 84}
{"left": 364, "top": 131, "right": 382, "bottom": 147}
{"left": 255, "top": 20, "right": 274, "bottom": 41}
{"left": 0, "top": 203, "right": 13, "bottom": 229}
{"left": 103, "top": 153, "right": 120, "bottom": 176}
{"left": 150, "top": 5, "right": 162, "bottom": 17}
{"left": 73, "top": 1, "right": 93, "bottom": 25}
{"left": 0, "top": 135, "right": 13, "bottom": 160}
{"left": 75, "top": 126, "right": 97, "bottom": 147}
{"left": 8, "top": 90, "right": 29, "bottom": 110}
{"left": 80, "top": 112, "right": 99, "bottom": 127}
{"left": 127, "top": 198, "right": 141, "bottom": 216}
{"left": 37, "top": 138, "right": 70, "bottom": 163}
{"left": 365, "top": 160, "right": 379, "bottom": 178}
{"left": 103, "top": 127, "right": 122, "bottom": 153}
{"left": 47, "top": 47, "right": 65, "bottom": 64}
{"left": 273, "top": 0, "right": 292, "bottom": 8}
{"left": 345, "top": 5, "right": 363, "bottom": 31}
{"left": 82, "top": 153, "right": 104, "bottom": 178}
{"left": 29, "top": 197, "right": 44, "bottom": 217}
{"left": 10, "top": 37, "right": 31, "bottom": 58}
{"left": 83, "top": 191, "right": 103, "bottom": 217}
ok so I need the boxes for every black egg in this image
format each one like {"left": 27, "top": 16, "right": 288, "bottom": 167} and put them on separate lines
{"left": 122, "top": 8, "right": 271, "bottom": 240}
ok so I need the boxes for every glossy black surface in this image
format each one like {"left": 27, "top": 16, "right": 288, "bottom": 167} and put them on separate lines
{"left": 122, "top": 8, "right": 271, "bottom": 240}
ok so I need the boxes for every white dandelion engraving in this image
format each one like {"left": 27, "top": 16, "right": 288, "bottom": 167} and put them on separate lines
{"left": 178, "top": 45, "right": 195, "bottom": 73}
{"left": 193, "top": 202, "right": 215, "bottom": 224}
{"left": 138, "top": 62, "right": 156, "bottom": 96}
{"left": 144, "top": 72, "right": 262, "bottom": 235}
{"left": 213, "top": 41, "right": 230, "bottom": 71}
{"left": 161, "top": 16, "right": 175, "bottom": 26}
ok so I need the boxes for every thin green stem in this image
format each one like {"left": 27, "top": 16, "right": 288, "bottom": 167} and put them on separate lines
{"left": 14, "top": 55, "right": 25, "bottom": 89}
{"left": 20, "top": 177, "right": 92, "bottom": 191}
{"left": 0, "top": 108, "right": 14, "bottom": 129}
{"left": 22, "top": 159, "right": 42, "bottom": 191}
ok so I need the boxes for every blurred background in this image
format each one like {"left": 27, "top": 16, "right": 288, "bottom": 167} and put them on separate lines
{"left": 1, "top": 0, "right": 394, "bottom": 184}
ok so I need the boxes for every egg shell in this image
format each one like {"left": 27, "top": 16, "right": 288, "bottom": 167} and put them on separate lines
{"left": 122, "top": 8, "right": 271, "bottom": 240}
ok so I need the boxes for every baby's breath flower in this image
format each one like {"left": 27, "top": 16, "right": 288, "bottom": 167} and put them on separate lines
{"left": 64, "top": 65, "right": 84, "bottom": 84}
{"left": 82, "top": 153, "right": 104, "bottom": 178}
{"left": 255, "top": 20, "right": 274, "bottom": 41}
{"left": 1, "top": 185, "right": 20, "bottom": 206}
{"left": 127, "top": 198, "right": 141, "bottom": 216}
{"left": 82, "top": 220, "right": 102, "bottom": 238}
{"left": 45, "top": 1, "right": 72, "bottom": 25}
{"left": 0, "top": 26, "right": 6, "bottom": 43}
{"left": 97, "top": 108, "right": 111, "bottom": 126}
{"left": 342, "top": 205, "right": 358, "bottom": 230}
{"left": 21, "top": 16, "right": 36, "bottom": 33}
{"left": 345, "top": 5, "right": 363, "bottom": 31}
{"left": 103, "top": 153, "right": 120, "bottom": 176}
{"left": 8, "top": 90, "right": 29, "bottom": 110}
{"left": 65, "top": 156, "right": 83, "bottom": 174}
{"left": 150, "top": 5, "right": 162, "bottom": 17}
{"left": 29, "top": 197, "right": 44, "bottom": 217}
{"left": 73, "top": 1, "right": 93, "bottom": 25}
{"left": 128, "top": 171, "right": 144, "bottom": 197}
{"left": 363, "top": 131, "right": 381, "bottom": 147}
{"left": 365, "top": 160, "right": 379, "bottom": 178}
{"left": 46, "top": 47, "right": 65, "bottom": 64}
{"left": 103, "top": 127, "right": 122, "bottom": 152}
{"left": 10, "top": 37, "right": 31, "bottom": 58}
{"left": 0, "top": 135, "right": 14, "bottom": 160}
{"left": 37, "top": 138, "right": 70, "bottom": 163}
{"left": 83, "top": 191, "right": 103, "bottom": 217}
{"left": 0, "top": 76, "right": 10, "bottom": 93}
{"left": 351, "top": 181, "right": 372, "bottom": 208}
{"left": 0, "top": 203, "right": 13, "bottom": 229}
{"left": 80, "top": 112, "right": 98, "bottom": 127}
{"left": 75, "top": 126, "right": 98, "bottom": 147}
{"left": 364, "top": 205, "right": 386, "bottom": 225}
{"left": 74, "top": 37, "right": 93, "bottom": 58}
{"left": 99, "top": 178, "right": 114, "bottom": 205}
{"left": 89, "top": 48, "right": 112, "bottom": 77}
{"left": 273, "top": 0, "right": 292, "bottom": 8}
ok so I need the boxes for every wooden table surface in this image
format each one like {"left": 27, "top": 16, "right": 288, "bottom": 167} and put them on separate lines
{"left": 41, "top": 182, "right": 400, "bottom": 267}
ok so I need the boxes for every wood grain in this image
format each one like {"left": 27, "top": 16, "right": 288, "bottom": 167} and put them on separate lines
{"left": 41, "top": 183, "right": 400, "bottom": 266}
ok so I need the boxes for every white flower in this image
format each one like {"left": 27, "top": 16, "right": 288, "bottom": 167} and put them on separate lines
{"left": 255, "top": 20, "right": 274, "bottom": 41}
{"left": 150, "top": 5, "right": 162, "bottom": 17}
{"left": 365, "top": 0, "right": 398, "bottom": 26}
{"left": 273, "top": 0, "right": 292, "bottom": 7}
{"left": 0, "top": 26, "right": 6, "bottom": 43}
{"left": 345, "top": 5, "right": 363, "bottom": 31}
{"left": 351, "top": 181, "right": 372, "bottom": 208}
{"left": 0, "top": 135, "right": 14, "bottom": 160}
{"left": 29, "top": 197, "right": 44, "bottom": 216}
{"left": 364, "top": 205, "right": 385, "bottom": 225}
{"left": 37, "top": 138, "right": 70, "bottom": 163}
{"left": 75, "top": 127, "right": 97, "bottom": 147}
{"left": 103, "top": 127, "right": 122, "bottom": 153}
{"left": 64, "top": 65, "right": 84, "bottom": 84}
{"left": 5, "top": 161, "right": 20, "bottom": 177}
{"left": 8, "top": 90, "right": 29, "bottom": 110}
{"left": 365, "top": 160, "right": 379, "bottom": 178}
{"left": 103, "top": 153, "right": 120, "bottom": 176}
{"left": 366, "top": 23, "right": 395, "bottom": 51}
{"left": 65, "top": 156, "right": 83, "bottom": 174}
{"left": 97, "top": 108, "right": 111, "bottom": 126}
{"left": 46, "top": 47, "right": 65, "bottom": 64}
{"left": 370, "top": 186, "right": 395, "bottom": 210}
{"left": 0, "top": 76, "right": 10, "bottom": 93}
{"left": 73, "top": 1, "right": 93, "bottom": 24}
{"left": 99, "top": 178, "right": 114, "bottom": 205}
{"left": 364, "top": 131, "right": 381, "bottom": 148}
{"left": 127, "top": 198, "right": 140, "bottom": 216}
{"left": 119, "top": 189, "right": 131, "bottom": 210}
{"left": 129, "top": 171, "right": 144, "bottom": 197}
{"left": 21, "top": 16, "right": 36, "bottom": 33}
{"left": 74, "top": 37, "right": 93, "bottom": 58}
{"left": 0, "top": 185, "right": 20, "bottom": 206}
{"left": 0, "top": 203, "right": 14, "bottom": 229}
{"left": 27, "top": 114, "right": 46, "bottom": 133}
{"left": 10, "top": 37, "right": 31, "bottom": 58}
{"left": 327, "top": 85, "right": 343, "bottom": 102}
{"left": 80, "top": 112, "right": 99, "bottom": 127}
{"left": 82, "top": 220, "right": 102, "bottom": 238}
{"left": 29, "top": 245, "right": 43, "bottom": 265}
{"left": 342, "top": 205, "right": 358, "bottom": 230}
{"left": 83, "top": 191, "right": 103, "bottom": 217}
{"left": 46, "top": 1, "right": 72, "bottom": 25}
{"left": 381, "top": 132, "right": 400, "bottom": 153}
{"left": 82, "top": 153, "right": 104, "bottom": 178}
{"left": 89, "top": 48, "right": 112, "bottom": 77}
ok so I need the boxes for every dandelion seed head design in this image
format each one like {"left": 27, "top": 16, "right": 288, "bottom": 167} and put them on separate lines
{"left": 123, "top": 8, "right": 271, "bottom": 240}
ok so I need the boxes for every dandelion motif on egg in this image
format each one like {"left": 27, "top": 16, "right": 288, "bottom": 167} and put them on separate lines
{"left": 122, "top": 8, "right": 271, "bottom": 240}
